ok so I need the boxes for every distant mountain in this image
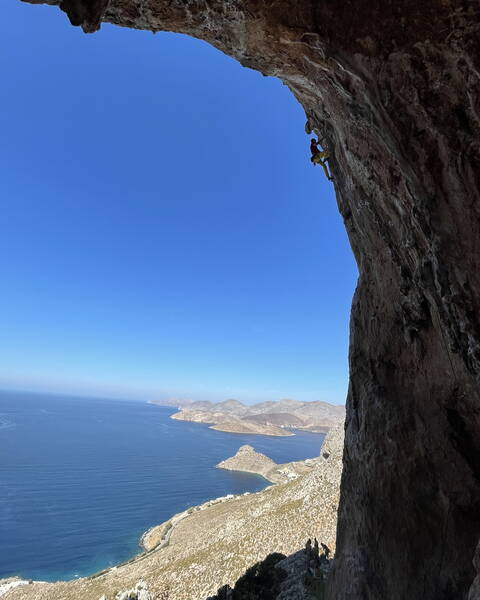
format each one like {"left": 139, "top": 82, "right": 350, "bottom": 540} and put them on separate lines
{"left": 249, "top": 399, "right": 304, "bottom": 414}
{"left": 243, "top": 412, "right": 306, "bottom": 428}
{"left": 165, "top": 398, "right": 345, "bottom": 436}
{"left": 187, "top": 400, "right": 215, "bottom": 411}
{"left": 215, "top": 399, "right": 248, "bottom": 415}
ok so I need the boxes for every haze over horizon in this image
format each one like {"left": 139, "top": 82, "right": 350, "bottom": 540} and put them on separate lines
{"left": 0, "top": 387, "right": 345, "bottom": 407}
{"left": 0, "top": 3, "right": 357, "bottom": 407}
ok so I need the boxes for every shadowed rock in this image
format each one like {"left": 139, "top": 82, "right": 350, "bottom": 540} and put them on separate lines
{"left": 22, "top": 0, "right": 109, "bottom": 32}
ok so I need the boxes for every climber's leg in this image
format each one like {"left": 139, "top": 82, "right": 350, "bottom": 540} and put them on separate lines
{"left": 320, "top": 161, "right": 333, "bottom": 181}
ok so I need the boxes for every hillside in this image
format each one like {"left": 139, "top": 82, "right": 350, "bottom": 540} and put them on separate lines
{"left": 162, "top": 399, "right": 344, "bottom": 436}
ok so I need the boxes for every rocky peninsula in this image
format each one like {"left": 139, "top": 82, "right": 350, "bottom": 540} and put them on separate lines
{"left": 209, "top": 420, "right": 293, "bottom": 437}
{"left": 156, "top": 398, "right": 345, "bottom": 437}
{"left": 216, "top": 445, "right": 322, "bottom": 484}
{"left": 217, "top": 445, "right": 277, "bottom": 479}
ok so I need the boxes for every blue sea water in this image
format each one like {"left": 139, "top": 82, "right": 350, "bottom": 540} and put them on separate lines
{"left": 0, "top": 391, "right": 325, "bottom": 582}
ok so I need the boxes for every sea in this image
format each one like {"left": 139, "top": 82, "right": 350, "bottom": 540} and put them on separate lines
{"left": 0, "top": 390, "right": 325, "bottom": 582}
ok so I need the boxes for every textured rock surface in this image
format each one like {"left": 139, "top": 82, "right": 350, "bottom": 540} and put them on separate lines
{"left": 18, "top": 1, "right": 480, "bottom": 598}
{"left": 114, "top": 579, "right": 155, "bottom": 600}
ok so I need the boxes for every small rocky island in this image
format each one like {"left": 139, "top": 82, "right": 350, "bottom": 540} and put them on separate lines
{"left": 216, "top": 444, "right": 323, "bottom": 484}
{"left": 152, "top": 398, "right": 345, "bottom": 437}
{"left": 216, "top": 445, "right": 277, "bottom": 477}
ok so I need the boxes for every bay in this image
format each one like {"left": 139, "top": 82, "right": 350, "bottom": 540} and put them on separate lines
{"left": 0, "top": 390, "right": 325, "bottom": 582}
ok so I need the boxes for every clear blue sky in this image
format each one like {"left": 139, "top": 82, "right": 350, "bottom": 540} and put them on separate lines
{"left": 0, "top": 2, "right": 357, "bottom": 405}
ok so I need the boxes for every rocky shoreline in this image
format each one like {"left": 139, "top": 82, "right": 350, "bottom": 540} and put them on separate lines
{"left": 140, "top": 491, "right": 257, "bottom": 553}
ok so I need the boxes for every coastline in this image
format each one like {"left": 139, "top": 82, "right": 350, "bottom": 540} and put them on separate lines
{"left": 171, "top": 413, "right": 295, "bottom": 437}
{"left": 0, "top": 473, "right": 274, "bottom": 589}
{"left": 87, "top": 490, "right": 265, "bottom": 576}
{"left": 0, "top": 482, "right": 278, "bottom": 596}
{"left": 155, "top": 398, "right": 346, "bottom": 439}
{"left": 4, "top": 425, "right": 342, "bottom": 600}
{"left": 1, "top": 420, "right": 321, "bottom": 587}
{"left": 209, "top": 423, "right": 294, "bottom": 436}
{"left": 2, "top": 444, "right": 318, "bottom": 588}
{"left": 139, "top": 487, "right": 270, "bottom": 552}
{"left": 216, "top": 445, "right": 324, "bottom": 485}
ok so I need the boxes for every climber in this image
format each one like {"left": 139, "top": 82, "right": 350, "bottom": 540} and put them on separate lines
{"left": 310, "top": 138, "right": 333, "bottom": 181}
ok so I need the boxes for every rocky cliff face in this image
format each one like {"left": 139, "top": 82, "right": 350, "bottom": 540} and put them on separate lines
{"left": 19, "top": 1, "right": 480, "bottom": 598}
